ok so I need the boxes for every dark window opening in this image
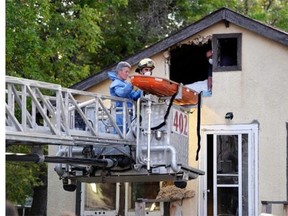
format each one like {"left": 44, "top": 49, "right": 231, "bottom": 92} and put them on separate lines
{"left": 213, "top": 33, "right": 242, "bottom": 71}
{"left": 170, "top": 43, "right": 212, "bottom": 85}
{"left": 169, "top": 34, "right": 241, "bottom": 94}
{"left": 218, "top": 38, "right": 237, "bottom": 66}
{"left": 169, "top": 42, "right": 213, "bottom": 95}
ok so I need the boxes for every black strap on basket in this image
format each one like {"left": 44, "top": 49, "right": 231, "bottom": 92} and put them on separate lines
{"left": 195, "top": 92, "right": 202, "bottom": 161}
{"left": 151, "top": 87, "right": 179, "bottom": 131}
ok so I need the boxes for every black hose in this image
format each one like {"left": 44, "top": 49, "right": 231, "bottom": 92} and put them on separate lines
{"left": 6, "top": 153, "right": 117, "bottom": 168}
{"left": 196, "top": 93, "right": 202, "bottom": 161}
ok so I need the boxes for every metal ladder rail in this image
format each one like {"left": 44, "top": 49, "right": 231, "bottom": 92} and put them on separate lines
{"left": 6, "top": 76, "right": 70, "bottom": 145}
{"left": 5, "top": 76, "right": 136, "bottom": 147}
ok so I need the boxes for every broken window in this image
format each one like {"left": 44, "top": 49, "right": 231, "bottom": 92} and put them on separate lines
{"left": 212, "top": 33, "right": 242, "bottom": 71}
{"left": 168, "top": 34, "right": 242, "bottom": 95}
{"left": 169, "top": 35, "right": 213, "bottom": 95}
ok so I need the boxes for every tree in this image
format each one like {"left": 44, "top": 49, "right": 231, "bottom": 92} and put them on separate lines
{"left": 246, "top": 0, "right": 288, "bottom": 31}
{"left": 187, "top": 0, "right": 288, "bottom": 31}
{"left": 6, "top": 145, "right": 46, "bottom": 207}
{"left": 6, "top": 0, "right": 129, "bottom": 86}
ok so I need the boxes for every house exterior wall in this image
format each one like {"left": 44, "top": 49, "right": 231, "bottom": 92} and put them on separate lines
{"left": 47, "top": 22, "right": 288, "bottom": 215}
{"left": 186, "top": 23, "right": 288, "bottom": 215}
{"left": 47, "top": 146, "right": 77, "bottom": 216}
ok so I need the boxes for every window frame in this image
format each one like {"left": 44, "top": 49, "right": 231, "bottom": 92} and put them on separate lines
{"left": 81, "top": 182, "right": 163, "bottom": 215}
{"left": 212, "top": 33, "right": 242, "bottom": 72}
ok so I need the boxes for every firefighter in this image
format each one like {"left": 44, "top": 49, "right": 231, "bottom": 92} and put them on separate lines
{"left": 108, "top": 61, "right": 142, "bottom": 133}
{"left": 135, "top": 58, "right": 155, "bottom": 76}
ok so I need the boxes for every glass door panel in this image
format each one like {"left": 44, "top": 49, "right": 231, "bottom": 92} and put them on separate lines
{"left": 84, "top": 183, "right": 116, "bottom": 210}
{"left": 212, "top": 134, "right": 249, "bottom": 216}
{"left": 215, "top": 135, "right": 239, "bottom": 216}
{"left": 217, "top": 135, "right": 238, "bottom": 176}
{"left": 217, "top": 187, "right": 238, "bottom": 215}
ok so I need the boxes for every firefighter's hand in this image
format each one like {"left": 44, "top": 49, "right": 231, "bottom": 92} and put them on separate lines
{"left": 133, "top": 85, "right": 139, "bottom": 91}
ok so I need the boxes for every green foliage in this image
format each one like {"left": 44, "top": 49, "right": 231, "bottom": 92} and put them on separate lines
{"left": 6, "top": 145, "right": 47, "bottom": 204}
{"left": 247, "top": 0, "right": 288, "bottom": 31}
{"left": 186, "top": 0, "right": 288, "bottom": 31}
{"left": 6, "top": 0, "right": 128, "bottom": 86}
{"left": 6, "top": 162, "right": 44, "bottom": 204}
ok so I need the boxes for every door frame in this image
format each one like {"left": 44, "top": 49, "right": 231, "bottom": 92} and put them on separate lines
{"left": 198, "top": 124, "right": 259, "bottom": 216}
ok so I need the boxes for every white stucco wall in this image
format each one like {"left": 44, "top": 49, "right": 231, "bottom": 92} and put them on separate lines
{"left": 186, "top": 23, "right": 288, "bottom": 215}
{"left": 47, "top": 146, "right": 77, "bottom": 216}
{"left": 208, "top": 23, "right": 288, "bottom": 197}
{"left": 47, "top": 22, "right": 288, "bottom": 215}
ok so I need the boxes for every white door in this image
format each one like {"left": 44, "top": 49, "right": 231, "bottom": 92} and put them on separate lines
{"left": 199, "top": 124, "right": 258, "bottom": 216}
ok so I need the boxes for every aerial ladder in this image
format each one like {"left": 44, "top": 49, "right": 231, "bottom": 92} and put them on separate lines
{"left": 5, "top": 75, "right": 204, "bottom": 191}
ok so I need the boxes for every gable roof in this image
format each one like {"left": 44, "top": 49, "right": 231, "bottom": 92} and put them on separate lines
{"left": 71, "top": 7, "right": 288, "bottom": 91}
